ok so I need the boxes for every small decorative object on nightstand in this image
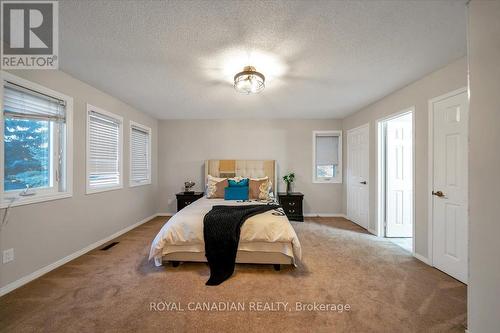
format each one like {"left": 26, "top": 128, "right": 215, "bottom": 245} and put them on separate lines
{"left": 282, "top": 172, "right": 295, "bottom": 194}
{"left": 176, "top": 192, "right": 204, "bottom": 211}
{"left": 183, "top": 181, "right": 195, "bottom": 194}
{"left": 278, "top": 192, "right": 304, "bottom": 222}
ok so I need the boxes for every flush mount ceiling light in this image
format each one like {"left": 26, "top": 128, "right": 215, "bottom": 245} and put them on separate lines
{"left": 233, "top": 66, "right": 265, "bottom": 94}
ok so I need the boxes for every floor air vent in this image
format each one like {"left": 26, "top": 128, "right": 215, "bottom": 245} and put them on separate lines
{"left": 100, "top": 242, "right": 119, "bottom": 251}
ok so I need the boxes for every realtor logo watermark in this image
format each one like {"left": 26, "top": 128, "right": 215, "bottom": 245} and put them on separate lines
{"left": 1, "top": 1, "right": 58, "bottom": 69}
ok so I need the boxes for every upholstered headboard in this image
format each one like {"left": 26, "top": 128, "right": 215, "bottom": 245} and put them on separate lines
{"left": 205, "top": 160, "right": 277, "bottom": 193}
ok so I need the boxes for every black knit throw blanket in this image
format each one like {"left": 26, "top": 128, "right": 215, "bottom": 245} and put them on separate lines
{"left": 203, "top": 204, "right": 280, "bottom": 286}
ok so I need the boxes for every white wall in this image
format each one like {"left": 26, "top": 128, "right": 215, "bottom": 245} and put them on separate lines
{"left": 341, "top": 57, "right": 467, "bottom": 259}
{"left": 157, "top": 119, "right": 343, "bottom": 215}
{"left": 0, "top": 70, "right": 158, "bottom": 291}
{"left": 467, "top": 1, "right": 500, "bottom": 331}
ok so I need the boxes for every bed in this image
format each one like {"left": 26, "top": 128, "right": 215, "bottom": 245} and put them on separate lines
{"left": 149, "top": 160, "right": 302, "bottom": 269}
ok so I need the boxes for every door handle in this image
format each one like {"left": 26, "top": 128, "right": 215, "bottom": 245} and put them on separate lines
{"left": 360, "top": 181, "right": 367, "bottom": 185}
{"left": 432, "top": 190, "right": 445, "bottom": 198}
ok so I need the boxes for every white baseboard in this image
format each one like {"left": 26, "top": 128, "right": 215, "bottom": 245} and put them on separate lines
{"left": 303, "top": 213, "right": 347, "bottom": 218}
{"left": 1, "top": 211, "right": 432, "bottom": 297}
{"left": 413, "top": 252, "right": 431, "bottom": 265}
{"left": 156, "top": 212, "right": 175, "bottom": 217}
{"left": 0, "top": 213, "right": 158, "bottom": 297}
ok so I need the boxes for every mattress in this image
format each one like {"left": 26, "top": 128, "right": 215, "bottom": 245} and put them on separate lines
{"left": 149, "top": 197, "right": 302, "bottom": 266}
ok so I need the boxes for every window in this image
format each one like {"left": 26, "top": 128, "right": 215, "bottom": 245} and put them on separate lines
{"left": 129, "top": 121, "right": 151, "bottom": 187}
{"left": 86, "top": 104, "right": 123, "bottom": 194}
{"left": 313, "top": 130, "right": 342, "bottom": 183}
{"left": 1, "top": 73, "right": 73, "bottom": 207}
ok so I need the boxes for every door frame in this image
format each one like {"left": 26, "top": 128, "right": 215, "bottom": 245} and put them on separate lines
{"left": 376, "top": 107, "right": 415, "bottom": 253}
{"left": 427, "top": 87, "right": 468, "bottom": 266}
{"left": 346, "top": 123, "right": 370, "bottom": 230}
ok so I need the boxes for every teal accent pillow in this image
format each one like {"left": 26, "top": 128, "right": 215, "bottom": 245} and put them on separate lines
{"left": 224, "top": 186, "right": 249, "bottom": 200}
{"left": 228, "top": 178, "right": 249, "bottom": 187}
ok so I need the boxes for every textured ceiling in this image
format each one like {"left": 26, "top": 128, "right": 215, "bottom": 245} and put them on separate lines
{"left": 59, "top": 0, "right": 467, "bottom": 119}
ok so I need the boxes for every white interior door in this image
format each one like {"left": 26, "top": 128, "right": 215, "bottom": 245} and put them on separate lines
{"left": 432, "top": 90, "right": 468, "bottom": 283}
{"left": 347, "top": 124, "right": 369, "bottom": 230}
{"left": 385, "top": 113, "right": 413, "bottom": 237}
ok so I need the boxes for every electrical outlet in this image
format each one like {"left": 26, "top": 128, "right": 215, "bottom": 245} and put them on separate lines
{"left": 3, "top": 248, "right": 14, "bottom": 264}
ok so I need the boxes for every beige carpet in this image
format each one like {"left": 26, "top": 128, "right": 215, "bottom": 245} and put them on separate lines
{"left": 0, "top": 217, "right": 466, "bottom": 332}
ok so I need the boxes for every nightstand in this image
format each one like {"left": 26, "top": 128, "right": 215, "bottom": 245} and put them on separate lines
{"left": 277, "top": 192, "right": 304, "bottom": 222}
{"left": 176, "top": 192, "right": 204, "bottom": 211}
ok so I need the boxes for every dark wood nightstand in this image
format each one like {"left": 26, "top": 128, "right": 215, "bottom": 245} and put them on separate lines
{"left": 278, "top": 192, "right": 304, "bottom": 222}
{"left": 176, "top": 192, "right": 204, "bottom": 211}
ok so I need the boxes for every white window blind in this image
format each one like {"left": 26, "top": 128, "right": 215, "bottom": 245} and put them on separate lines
{"left": 130, "top": 125, "right": 150, "bottom": 184}
{"left": 316, "top": 135, "right": 339, "bottom": 166}
{"left": 88, "top": 110, "right": 121, "bottom": 190}
{"left": 3, "top": 82, "right": 66, "bottom": 120}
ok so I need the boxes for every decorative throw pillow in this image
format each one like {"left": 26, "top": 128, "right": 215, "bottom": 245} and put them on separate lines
{"left": 214, "top": 179, "right": 228, "bottom": 198}
{"left": 206, "top": 175, "right": 227, "bottom": 198}
{"left": 224, "top": 186, "right": 249, "bottom": 200}
{"left": 228, "top": 178, "right": 249, "bottom": 187}
{"left": 249, "top": 177, "right": 271, "bottom": 200}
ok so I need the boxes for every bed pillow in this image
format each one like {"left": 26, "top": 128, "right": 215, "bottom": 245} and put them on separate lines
{"left": 224, "top": 186, "right": 249, "bottom": 200}
{"left": 228, "top": 178, "right": 249, "bottom": 187}
{"left": 214, "top": 179, "right": 228, "bottom": 198}
{"left": 206, "top": 175, "right": 228, "bottom": 198}
{"left": 249, "top": 177, "right": 271, "bottom": 200}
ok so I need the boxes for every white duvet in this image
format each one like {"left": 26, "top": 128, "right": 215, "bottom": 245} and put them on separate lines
{"left": 149, "top": 197, "right": 302, "bottom": 265}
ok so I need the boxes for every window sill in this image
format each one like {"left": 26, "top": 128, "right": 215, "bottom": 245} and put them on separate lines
{"left": 129, "top": 180, "right": 152, "bottom": 188}
{"left": 86, "top": 185, "right": 123, "bottom": 195}
{"left": 0, "top": 191, "right": 72, "bottom": 209}
{"left": 313, "top": 179, "right": 343, "bottom": 184}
